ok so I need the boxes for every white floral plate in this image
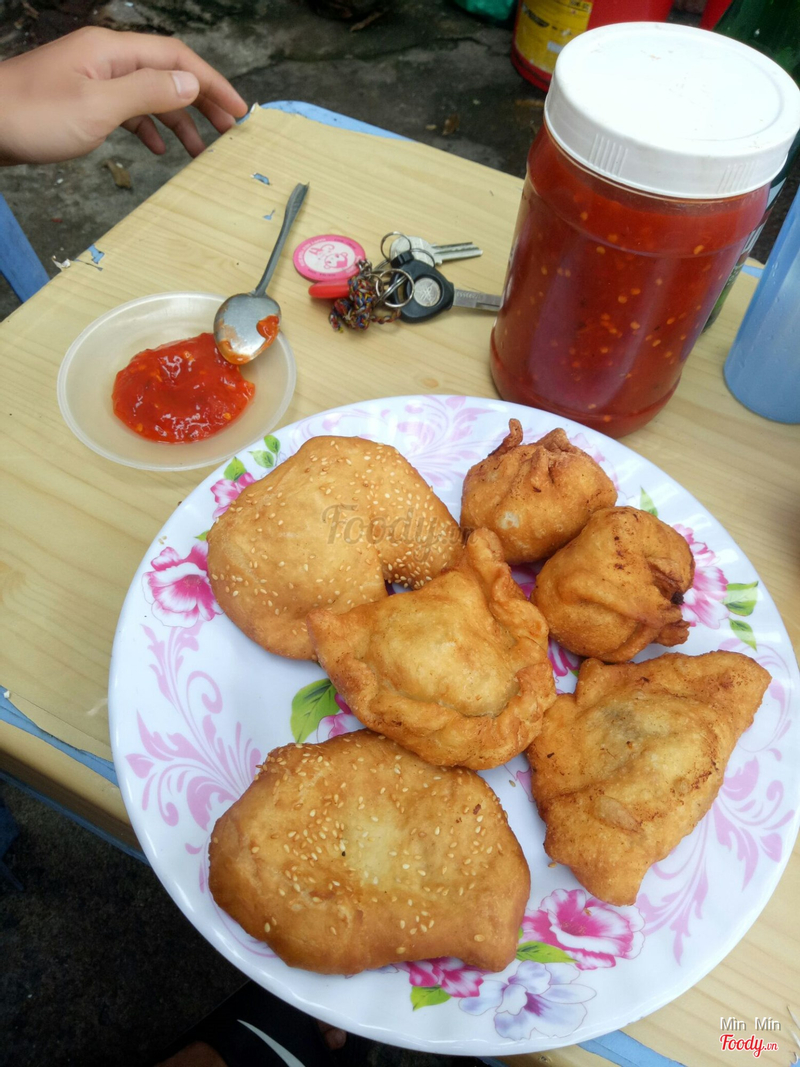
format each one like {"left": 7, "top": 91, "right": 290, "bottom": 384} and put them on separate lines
{"left": 109, "top": 396, "right": 800, "bottom": 1057}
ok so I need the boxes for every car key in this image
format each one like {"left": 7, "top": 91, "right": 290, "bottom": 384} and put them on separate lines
{"left": 386, "top": 233, "right": 482, "bottom": 266}
{"left": 391, "top": 253, "right": 501, "bottom": 323}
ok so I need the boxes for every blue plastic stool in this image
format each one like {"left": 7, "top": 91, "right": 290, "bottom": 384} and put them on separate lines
{"left": 0, "top": 192, "right": 49, "bottom": 302}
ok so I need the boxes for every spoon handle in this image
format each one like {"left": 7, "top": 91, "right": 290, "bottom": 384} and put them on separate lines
{"left": 252, "top": 182, "right": 309, "bottom": 298}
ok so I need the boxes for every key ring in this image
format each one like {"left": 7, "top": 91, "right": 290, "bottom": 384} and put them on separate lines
{"left": 380, "top": 231, "right": 409, "bottom": 261}
{"left": 375, "top": 268, "right": 415, "bottom": 309}
{"left": 351, "top": 260, "right": 401, "bottom": 300}
{"left": 379, "top": 232, "right": 436, "bottom": 270}
{"left": 360, "top": 266, "right": 396, "bottom": 297}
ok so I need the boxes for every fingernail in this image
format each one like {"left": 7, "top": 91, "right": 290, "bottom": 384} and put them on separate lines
{"left": 171, "top": 70, "right": 199, "bottom": 99}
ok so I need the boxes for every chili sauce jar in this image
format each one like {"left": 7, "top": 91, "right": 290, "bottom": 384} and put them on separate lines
{"left": 492, "top": 22, "right": 800, "bottom": 437}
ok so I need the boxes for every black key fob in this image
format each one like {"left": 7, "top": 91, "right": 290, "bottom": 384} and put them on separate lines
{"left": 390, "top": 252, "right": 455, "bottom": 323}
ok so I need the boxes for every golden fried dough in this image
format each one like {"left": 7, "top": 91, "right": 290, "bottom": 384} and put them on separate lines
{"left": 528, "top": 651, "right": 770, "bottom": 905}
{"left": 307, "top": 529, "right": 556, "bottom": 769}
{"left": 207, "top": 436, "right": 462, "bottom": 660}
{"left": 460, "top": 421, "right": 617, "bottom": 563}
{"left": 533, "top": 506, "right": 695, "bottom": 662}
{"left": 208, "top": 732, "right": 530, "bottom": 974}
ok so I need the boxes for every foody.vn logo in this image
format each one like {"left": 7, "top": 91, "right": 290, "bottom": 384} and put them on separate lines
{"left": 719, "top": 1034, "right": 779, "bottom": 1057}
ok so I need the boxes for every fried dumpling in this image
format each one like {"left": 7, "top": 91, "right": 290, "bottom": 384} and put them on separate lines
{"left": 207, "top": 436, "right": 462, "bottom": 660}
{"left": 307, "top": 529, "right": 556, "bottom": 769}
{"left": 527, "top": 651, "right": 771, "bottom": 905}
{"left": 460, "top": 421, "right": 617, "bottom": 564}
{"left": 533, "top": 506, "right": 695, "bottom": 662}
{"left": 208, "top": 731, "right": 530, "bottom": 974}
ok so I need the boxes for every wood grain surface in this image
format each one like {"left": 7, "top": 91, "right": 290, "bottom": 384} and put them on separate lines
{"left": 1, "top": 106, "right": 797, "bottom": 1066}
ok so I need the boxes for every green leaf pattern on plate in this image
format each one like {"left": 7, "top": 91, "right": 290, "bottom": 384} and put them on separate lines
{"left": 410, "top": 985, "right": 451, "bottom": 1010}
{"left": 290, "top": 679, "right": 340, "bottom": 742}
{"left": 730, "top": 618, "right": 758, "bottom": 651}
{"left": 249, "top": 433, "right": 281, "bottom": 469}
{"left": 515, "top": 940, "right": 575, "bottom": 964}
{"left": 223, "top": 456, "right": 247, "bottom": 481}
{"left": 639, "top": 488, "right": 658, "bottom": 516}
{"left": 724, "top": 581, "right": 759, "bottom": 617}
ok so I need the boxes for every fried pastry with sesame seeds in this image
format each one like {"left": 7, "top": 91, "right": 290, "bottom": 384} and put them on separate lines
{"left": 206, "top": 436, "right": 462, "bottom": 660}
{"left": 460, "top": 421, "right": 617, "bottom": 564}
{"left": 527, "top": 652, "right": 770, "bottom": 906}
{"left": 307, "top": 529, "right": 556, "bottom": 769}
{"left": 208, "top": 731, "right": 530, "bottom": 974}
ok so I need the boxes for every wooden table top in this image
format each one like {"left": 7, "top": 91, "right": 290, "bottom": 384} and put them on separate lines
{"left": 1, "top": 106, "right": 798, "bottom": 1067}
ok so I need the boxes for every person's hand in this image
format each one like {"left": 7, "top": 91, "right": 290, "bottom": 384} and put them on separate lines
{"left": 0, "top": 27, "right": 249, "bottom": 165}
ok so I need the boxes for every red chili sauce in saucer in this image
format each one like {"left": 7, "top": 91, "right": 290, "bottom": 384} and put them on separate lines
{"left": 257, "top": 314, "right": 280, "bottom": 346}
{"left": 112, "top": 332, "right": 255, "bottom": 443}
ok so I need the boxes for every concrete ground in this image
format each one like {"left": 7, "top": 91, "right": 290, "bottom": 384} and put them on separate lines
{"left": 0, "top": 0, "right": 549, "bottom": 322}
{"left": 1, "top": 0, "right": 795, "bottom": 324}
{"left": 1, "top": 2, "right": 798, "bottom": 1065}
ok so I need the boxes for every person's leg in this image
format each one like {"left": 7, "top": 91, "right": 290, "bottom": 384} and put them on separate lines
{"left": 153, "top": 981, "right": 364, "bottom": 1067}
{"left": 157, "top": 1041, "right": 226, "bottom": 1067}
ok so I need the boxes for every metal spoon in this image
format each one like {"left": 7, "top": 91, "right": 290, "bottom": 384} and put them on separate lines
{"left": 214, "top": 182, "right": 309, "bottom": 364}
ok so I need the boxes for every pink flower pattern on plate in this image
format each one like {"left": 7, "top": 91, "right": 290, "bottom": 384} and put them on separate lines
{"left": 523, "top": 889, "right": 644, "bottom": 970}
{"left": 672, "top": 523, "right": 728, "bottom": 629}
{"left": 515, "top": 766, "right": 533, "bottom": 800}
{"left": 211, "top": 470, "right": 256, "bottom": 518}
{"left": 126, "top": 623, "right": 261, "bottom": 838}
{"left": 459, "top": 961, "right": 595, "bottom": 1040}
{"left": 548, "top": 638, "right": 580, "bottom": 692}
{"left": 318, "top": 692, "right": 361, "bottom": 740}
{"left": 512, "top": 564, "right": 539, "bottom": 602}
{"left": 395, "top": 396, "right": 495, "bottom": 488}
{"left": 402, "top": 958, "right": 485, "bottom": 999}
{"left": 142, "top": 543, "right": 220, "bottom": 628}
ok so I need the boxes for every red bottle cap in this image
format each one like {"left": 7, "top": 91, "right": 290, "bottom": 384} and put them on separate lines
{"left": 293, "top": 235, "right": 366, "bottom": 282}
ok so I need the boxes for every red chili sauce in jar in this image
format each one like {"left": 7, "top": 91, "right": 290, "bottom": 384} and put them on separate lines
{"left": 112, "top": 332, "right": 255, "bottom": 443}
{"left": 491, "top": 126, "right": 767, "bottom": 437}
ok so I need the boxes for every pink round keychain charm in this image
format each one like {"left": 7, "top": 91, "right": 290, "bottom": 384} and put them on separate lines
{"left": 293, "top": 235, "right": 366, "bottom": 282}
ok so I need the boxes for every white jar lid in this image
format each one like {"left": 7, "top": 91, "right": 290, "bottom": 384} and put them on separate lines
{"left": 544, "top": 22, "right": 800, "bottom": 199}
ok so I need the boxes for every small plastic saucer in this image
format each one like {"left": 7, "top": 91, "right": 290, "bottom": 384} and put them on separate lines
{"left": 57, "top": 292, "right": 296, "bottom": 472}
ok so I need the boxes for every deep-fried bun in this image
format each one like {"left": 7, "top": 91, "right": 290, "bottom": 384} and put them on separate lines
{"left": 527, "top": 651, "right": 770, "bottom": 906}
{"left": 208, "top": 731, "right": 530, "bottom": 974}
{"left": 207, "top": 436, "right": 462, "bottom": 660}
{"left": 460, "top": 421, "right": 617, "bottom": 564}
{"left": 533, "top": 506, "right": 695, "bottom": 662}
{"left": 307, "top": 529, "right": 556, "bottom": 769}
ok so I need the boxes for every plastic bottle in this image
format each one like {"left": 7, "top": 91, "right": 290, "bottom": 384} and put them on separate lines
{"left": 716, "top": 0, "right": 800, "bottom": 82}
{"left": 511, "top": 0, "right": 673, "bottom": 90}
{"left": 724, "top": 187, "right": 800, "bottom": 422}
{"left": 491, "top": 23, "right": 800, "bottom": 437}
{"left": 703, "top": 0, "right": 800, "bottom": 328}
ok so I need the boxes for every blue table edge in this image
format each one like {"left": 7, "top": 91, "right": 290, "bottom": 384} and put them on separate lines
{"left": 0, "top": 98, "right": 691, "bottom": 1067}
